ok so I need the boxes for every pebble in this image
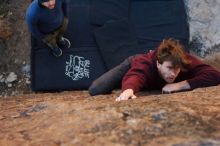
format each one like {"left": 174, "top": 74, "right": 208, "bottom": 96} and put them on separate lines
{"left": 152, "top": 110, "right": 167, "bottom": 121}
{"left": 25, "top": 78, "right": 31, "bottom": 84}
{"left": 21, "top": 64, "right": 30, "bottom": 74}
{"left": 7, "top": 83, "right": 12, "bottom": 88}
{"left": 11, "top": 91, "right": 17, "bottom": 96}
{"left": 5, "top": 72, "right": 17, "bottom": 83}
{"left": 0, "top": 75, "right": 4, "bottom": 83}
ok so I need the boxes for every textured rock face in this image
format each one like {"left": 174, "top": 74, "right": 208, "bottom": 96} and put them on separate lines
{"left": 1, "top": 87, "right": 220, "bottom": 146}
{"left": 185, "top": 0, "right": 220, "bottom": 56}
{"left": 0, "top": 20, "right": 12, "bottom": 40}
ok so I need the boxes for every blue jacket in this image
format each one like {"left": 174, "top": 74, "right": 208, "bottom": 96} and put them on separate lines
{"left": 26, "top": 0, "right": 66, "bottom": 39}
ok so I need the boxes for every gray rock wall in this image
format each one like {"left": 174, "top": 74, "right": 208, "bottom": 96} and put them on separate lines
{"left": 185, "top": 0, "right": 220, "bottom": 57}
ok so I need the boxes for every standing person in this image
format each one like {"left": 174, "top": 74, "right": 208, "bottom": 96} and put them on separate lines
{"left": 26, "top": 0, "right": 71, "bottom": 57}
{"left": 89, "top": 39, "right": 220, "bottom": 101}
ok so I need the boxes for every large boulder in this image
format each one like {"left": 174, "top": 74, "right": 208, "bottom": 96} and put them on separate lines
{"left": 185, "top": 0, "right": 220, "bottom": 56}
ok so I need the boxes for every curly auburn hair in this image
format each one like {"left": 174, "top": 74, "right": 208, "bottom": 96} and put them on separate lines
{"left": 156, "top": 38, "right": 190, "bottom": 70}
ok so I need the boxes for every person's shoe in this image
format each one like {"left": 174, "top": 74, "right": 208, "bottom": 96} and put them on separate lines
{"left": 57, "top": 37, "right": 71, "bottom": 49}
{"left": 51, "top": 47, "right": 62, "bottom": 57}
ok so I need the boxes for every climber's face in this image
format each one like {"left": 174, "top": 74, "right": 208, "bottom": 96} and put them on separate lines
{"left": 41, "top": 0, "right": 56, "bottom": 9}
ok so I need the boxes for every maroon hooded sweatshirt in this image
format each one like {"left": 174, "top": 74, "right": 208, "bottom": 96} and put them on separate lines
{"left": 122, "top": 51, "right": 220, "bottom": 93}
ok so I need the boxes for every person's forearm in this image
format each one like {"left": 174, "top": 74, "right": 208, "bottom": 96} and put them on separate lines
{"left": 187, "top": 70, "right": 220, "bottom": 89}
{"left": 177, "top": 80, "right": 191, "bottom": 91}
{"left": 162, "top": 80, "right": 191, "bottom": 93}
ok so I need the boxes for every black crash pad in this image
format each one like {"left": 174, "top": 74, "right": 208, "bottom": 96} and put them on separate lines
{"left": 31, "top": 0, "right": 189, "bottom": 91}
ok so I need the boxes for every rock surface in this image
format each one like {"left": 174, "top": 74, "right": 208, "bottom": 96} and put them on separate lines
{"left": 185, "top": 0, "right": 220, "bottom": 56}
{"left": 0, "top": 86, "right": 220, "bottom": 146}
{"left": 1, "top": 0, "right": 220, "bottom": 96}
{"left": 0, "top": 1, "right": 220, "bottom": 145}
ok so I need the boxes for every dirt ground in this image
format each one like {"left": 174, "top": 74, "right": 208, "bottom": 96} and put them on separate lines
{"left": 1, "top": 87, "right": 220, "bottom": 146}
{"left": 0, "top": 0, "right": 31, "bottom": 97}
